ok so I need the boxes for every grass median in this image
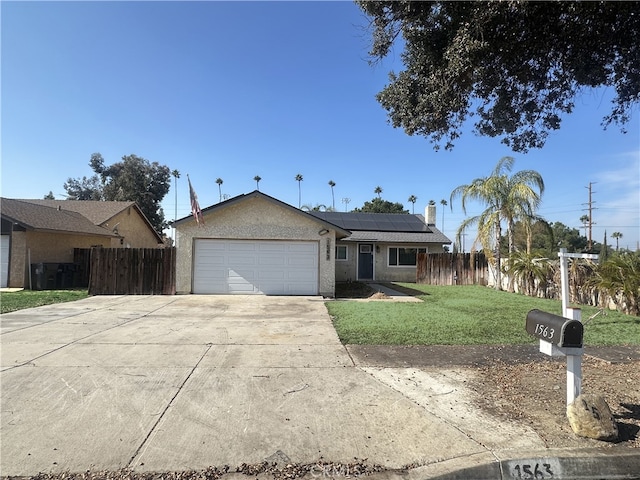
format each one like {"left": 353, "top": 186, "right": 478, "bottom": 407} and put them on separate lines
{"left": 326, "top": 283, "right": 640, "bottom": 346}
{"left": 0, "top": 289, "right": 89, "bottom": 314}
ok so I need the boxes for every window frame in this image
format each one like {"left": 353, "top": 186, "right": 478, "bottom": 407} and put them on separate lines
{"left": 335, "top": 244, "right": 348, "bottom": 261}
{"left": 388, "top": 246, "right": 427, "bottom": 267}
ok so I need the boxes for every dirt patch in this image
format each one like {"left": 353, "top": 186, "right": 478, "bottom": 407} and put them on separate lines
{"left": 334, "top": 282, "right": 375, "bottom": 298}
{"left": 368, "top": 291, "right": 392, "bottom": 300}
{"left": 348, "top": 344, "right": 640, "bottom": 449}
{"left": 470, "top": 355, "right": 640, "bottom": 449}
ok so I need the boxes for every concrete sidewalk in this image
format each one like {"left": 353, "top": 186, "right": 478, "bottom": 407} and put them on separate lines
{"left": 1, "top": 295, "right": 638, "bottom": 479}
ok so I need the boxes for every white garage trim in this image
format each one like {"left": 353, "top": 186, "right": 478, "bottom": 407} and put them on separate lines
{"left": 193, "top": 239, "right": 319, "bottom": 295}
{"left": 1, "top": 235, "right": 9, "bottom": 288}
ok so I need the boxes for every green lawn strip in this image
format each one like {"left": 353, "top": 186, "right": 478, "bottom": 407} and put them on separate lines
{"left": 0, "top": 290, "right": 89, "bottom": 314}
{"left": 326, "top": 284, "right": 640, "bottom": 346}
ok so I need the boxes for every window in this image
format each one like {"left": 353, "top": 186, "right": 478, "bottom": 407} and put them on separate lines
{"left": 388, "top": 247, "right": 427, "bottom": 266}
{"left": 336, "top": 245, "right": 347, "bottom": 261}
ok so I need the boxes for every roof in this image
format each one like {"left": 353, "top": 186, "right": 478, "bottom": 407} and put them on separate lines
{"left": 310, "top": 211, "right": 451, "bottom": 244}
{"left": 341, "top": 230, "right": 451, "bottom": 244}
{"left": 1, "top": 198, "right": 116, "bottom": 237}
{"left": 173, "top": 190, "right": 352, "bottom": 238}
{"left": 18, "top": 199, "right": 136, "bottom": 225}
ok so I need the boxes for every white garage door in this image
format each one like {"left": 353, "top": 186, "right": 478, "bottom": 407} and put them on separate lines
{"left": 1, "top": 235, "right": 9, "bottom": 288}
{"left": 193, "top": 239, "right": 319, "bottom": 295}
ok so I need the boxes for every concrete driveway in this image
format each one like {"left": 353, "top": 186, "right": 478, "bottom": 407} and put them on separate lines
{"left": 2, "top": 295, "right": 542, "bottom": 477}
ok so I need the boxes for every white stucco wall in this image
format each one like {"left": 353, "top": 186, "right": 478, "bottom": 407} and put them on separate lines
{"left": 175, "top": 196, "right": 337, "bottom": 296}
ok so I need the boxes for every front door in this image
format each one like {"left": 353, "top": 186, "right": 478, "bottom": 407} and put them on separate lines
{"left": 357, "top": 243, "right": 374, "bottom": 280}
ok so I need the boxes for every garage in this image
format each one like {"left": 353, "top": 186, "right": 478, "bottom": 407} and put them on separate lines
{"left": 1, "top": 235, "right": 9, "bottom": 288}
{"left": 193, "top": 239, "right": 319, "bottom": 295}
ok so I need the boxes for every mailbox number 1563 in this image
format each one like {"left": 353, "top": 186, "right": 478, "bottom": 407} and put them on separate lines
{"left": 534, "top": 324, "right": 555, "bottom": 340}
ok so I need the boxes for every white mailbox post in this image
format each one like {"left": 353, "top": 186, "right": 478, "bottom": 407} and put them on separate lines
{"left": 525, "top": 249, "right": 598, "bottom": 406}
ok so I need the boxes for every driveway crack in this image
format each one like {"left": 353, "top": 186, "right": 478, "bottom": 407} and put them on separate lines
{"left": 127, "top": 343, "right": 213, "bottom": 467}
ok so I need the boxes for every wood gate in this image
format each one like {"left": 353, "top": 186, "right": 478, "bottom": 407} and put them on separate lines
{"left": 87, "top": 247, "right": 176, "bottom": 295}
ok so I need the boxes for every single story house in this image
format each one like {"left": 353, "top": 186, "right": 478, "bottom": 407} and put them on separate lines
{"left": 173, "top": 191, "right": 450, "bottom": 296}
{"left": 0, "top": 198, "right": 164, "bottom": 288}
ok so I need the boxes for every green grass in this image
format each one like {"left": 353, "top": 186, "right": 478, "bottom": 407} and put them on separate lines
{"left": 0, "top": 289, "right": 89, "bottom": 314}
{"left": 326, "top": 283, "right": 640, "bottom": 346}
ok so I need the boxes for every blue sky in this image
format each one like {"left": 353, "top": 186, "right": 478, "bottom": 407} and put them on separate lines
{"left": 2, "top": 1, "right": 639, "bottom": 251}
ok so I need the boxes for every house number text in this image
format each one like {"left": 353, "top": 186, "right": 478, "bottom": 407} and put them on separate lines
{"left": 533, "top": 323, "right": 555, "bottom": 341}
{"left": 512, "top": 463, "right": 554, "bottom": 479}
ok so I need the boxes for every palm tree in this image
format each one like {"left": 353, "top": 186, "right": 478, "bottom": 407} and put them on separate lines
{"left": 440, "top": 199, "right": 447, "bottom": 230}
{"left": 295, "top": 174, "right": 303, "bottom": 208}
{"left": 215, "top": 178, "right": 223, "bottom": 203}
{"left": 588, "top": 252, "right": 640, "bottom": 315}
{"left": 254, "top": 175, "right": 262, "bottom": 191}
{"left": 612, "top": 231, "right": 623, "bottom": 251}
{"left": 374, "top": 186, "right": 383, "bottom": 198}
{"left": 171, "top": 169, "right": 180, "bottom": 240}
{"left": 328, "top": 180, "right": 336, "bottom": 210}
{"left": 450, "top": 156, "right": 545, "bottom": 290}
{"left": 506, "top": 251, "right": 552, "bottom": 297}
{"left": 408, "top": 195, "right": 417, "bottom": 214}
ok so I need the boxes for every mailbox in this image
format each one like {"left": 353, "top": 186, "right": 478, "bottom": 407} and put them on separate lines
{"left": 525, "top": 309, "right": 583, "bottom": 348}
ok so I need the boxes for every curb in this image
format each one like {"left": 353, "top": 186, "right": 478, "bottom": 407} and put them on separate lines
{"left": 394, "top": 450, "right": 640, "bottom": 480}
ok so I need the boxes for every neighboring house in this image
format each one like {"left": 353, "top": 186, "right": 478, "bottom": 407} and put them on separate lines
{"left": 0, "top": 198, "right": 164, "bottom": 288}
{"left": 173, "top": 191, "right": 451, "bottom": 297}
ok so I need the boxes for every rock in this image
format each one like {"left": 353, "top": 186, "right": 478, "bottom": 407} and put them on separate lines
{"left": 567, "top": 393, "right": 618, "bottom": 441}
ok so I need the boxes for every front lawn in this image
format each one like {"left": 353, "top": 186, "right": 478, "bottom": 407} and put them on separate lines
{"left": 326, "top": 284, "right": 640, "bottom": 346}
{"left": 0, "top": 289, "right": 89, "bottom": 314}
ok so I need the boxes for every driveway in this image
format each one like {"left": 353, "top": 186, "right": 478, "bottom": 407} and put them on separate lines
{"left": 2, "top": 295, "right": 531, "bottom": 476}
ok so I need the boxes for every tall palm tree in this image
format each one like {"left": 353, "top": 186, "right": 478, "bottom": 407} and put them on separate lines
{"left": 408, "top": 195, "right": 417, "bottom": 214}
{"left": 328, "top": 180, "right": 336, "bottom": 210}
{"left": 215, "top": 178, "right": 223, "bottom": 203}
{"left": 374, "top": 186, "right": 383, "bottom": 198}
{"left": 440, "top": 199, "right": 447, "bottom": 230}
{"left": 254, "top": 175, "right": 261, "bottom": 191}
{"left": 171, "top": 170, "right": 180, "bottom": 240}
{"left": 295, "top": 174, "right": 303, "bottom": 208}
{"left": 612, "top": 231, "right": 623, "bottom": 251}
{"left": 450, "top": 156, "right": 544, "bottom": 290}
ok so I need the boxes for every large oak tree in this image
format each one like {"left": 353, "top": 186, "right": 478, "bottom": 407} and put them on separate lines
{"left": 357, "top": 1, "right": 640, "bottom": 152}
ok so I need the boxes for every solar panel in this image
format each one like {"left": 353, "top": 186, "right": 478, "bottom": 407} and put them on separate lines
{"left": 310, "top": 212, "right": 431, "bottom": 233}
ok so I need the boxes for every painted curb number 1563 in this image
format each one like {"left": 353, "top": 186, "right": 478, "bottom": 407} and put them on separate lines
{"left": 512, "top": 463, "right": 554, "bottom": 479}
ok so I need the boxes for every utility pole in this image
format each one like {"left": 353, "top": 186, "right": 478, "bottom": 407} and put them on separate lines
{"left": 583, "top": 182, "right": 597, "bottom": 251}
{"left": 341, "top": 197, "right": 351, "bottom": 212}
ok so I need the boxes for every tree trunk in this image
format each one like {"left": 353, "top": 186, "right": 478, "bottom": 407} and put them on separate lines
{"left": 495, "top": 221, "right": 502, "bottom": 290}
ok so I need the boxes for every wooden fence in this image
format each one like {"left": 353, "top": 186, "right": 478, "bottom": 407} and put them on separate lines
{"left": 73, "top": 248, "right": 92, "bottom": 287}
{"left": 417, "top": 252, "right": 489, "bottom": 286}
{"left": 87, "top": 247, "right": 176, "bottom": 295}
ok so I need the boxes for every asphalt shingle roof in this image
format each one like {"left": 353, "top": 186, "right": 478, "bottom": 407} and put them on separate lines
{"left": 1, "top": 198, "right": 116, "bottom": 237}
{"left": 342, "top": 230, "right": 451, "bottom": 244}
{"left": 18, "top": 199, "right": 136, "bottom": 225}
